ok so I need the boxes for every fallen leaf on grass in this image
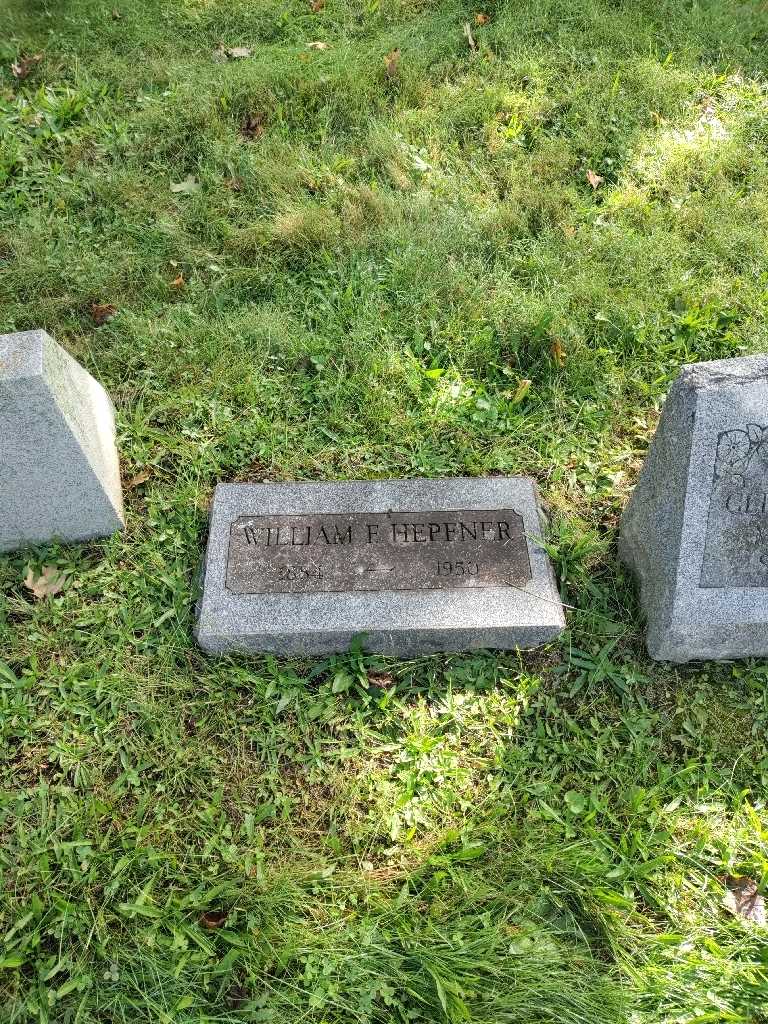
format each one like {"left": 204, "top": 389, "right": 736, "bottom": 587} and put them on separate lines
{"left": 125, "top": 468, "right": 152, "bottom": 490}
{"left": 310, "top": 0, "right": 326, "bottom": 10}
{"left": 24, "top": 565, "right": 67, "bottom": 600}
{"left": 308, "top": 41, "right": 330, "bottom": 50}
{"left": 550, "top": 338, "right": 566, "bottom": 367}
{"left": 170, "top": 174, "right": 200, "bottom": 194}
{"left": 368, "top": 672, "right": 395, "bottom": 688}
{"left": 474, "top": 12, "right": 491, "bottom": 24}
{"left": 214, "top": 43, "right": 253, "bottom": 60}
{"left": 11, "top": 54, "right": 43, "bottom": 79}
{"left": 511, "top": 378, "right": 531, "bottom": 404}
{"left": 200, "top": 910, "right": 228, "bottom": 930}
{"left": 586, "top": 168, "right": 604, "bottom": 189}
{"left": 91, "top": 302, "right": 118, "bottom": 326}
{"left": 228, "top": 984, "right": 249, "bottom": 1010}
{"left": 463, "top": 22, "right": 477, "bottom": 51}
{"left": 724, "top": 877, "right": 766, "bottom": 926}
{"left": 241, "top": 112, "right": 266, "bottom": 139}
{"left": 384, "top": 48, "right": 400, "bottom": 78}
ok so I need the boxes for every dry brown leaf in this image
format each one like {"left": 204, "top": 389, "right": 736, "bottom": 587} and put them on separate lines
{"left": 724, "top": 877, "right": 766, "bottom": 926}
{"left": 384, "top": 48, "right": 401, "bottom": 78}
{"left": 308, "top": 41, "right": 330, "bottom": 50}
{"left": 24, "top": 565, "right": 67, "bottom": 600}
{"left": 586, "top": 168, "right": 604, "bottom": 189}
{"left": 551, "top": 338, "right": 566, "bottom": 367}
{"left": 241, "top": 112, "right": 266, "bottom": 139}
{"left": 310, "top": 0, "right": 326, "bottom": 10}
{"left": 200, "top": 910, "right": 228, "bottom": 930}
{"left": 91, "top": 302, "right": 118, "bottom": 326}
{"left": 126, "top": 468, "right": 152, "bottom": 490}
{"left": 474, "top": 12, "right": 490, "bottom": 24}
{"left": 463, "top": 22, "right": 477, "bottom": 51}
{"left": 228, "top": 983, "right": 249, "bottom": 1010}
{"left": 11, "top": 54, "right": 43, "bottom": 80}
{"left": 368, "top": 672, "right": 395, "bottom": 688}
{"left": 384, "top": 48, "right": 401, "bottom": 76}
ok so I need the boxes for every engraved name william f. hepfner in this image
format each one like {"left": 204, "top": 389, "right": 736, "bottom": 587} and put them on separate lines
{"left": 225, "top": 509, "right": 532, "bottom": 595}
{"left": 239, "top": 516, "right": 518, "bottom": 547}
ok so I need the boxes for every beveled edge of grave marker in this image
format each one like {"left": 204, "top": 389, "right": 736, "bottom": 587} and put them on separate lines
{"left": 0, "top": 329, "right": 124, "bottom": 552}
{"left": 620, "top": 353, "right": 768, "bottom": 662}
{"left": 0, "top": 330, "right": 45, "bottom": 382}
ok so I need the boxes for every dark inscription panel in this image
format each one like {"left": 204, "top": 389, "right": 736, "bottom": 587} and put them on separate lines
{"left": 701, "top": 424, "right": 768, "bottom": 587}
{"left": 225, "top": 508, "right": 532, "bottom": 594}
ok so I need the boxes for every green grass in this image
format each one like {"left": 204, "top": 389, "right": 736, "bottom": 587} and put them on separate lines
{"left": 3, "top": 0, "right": 768, "bottom": 1019}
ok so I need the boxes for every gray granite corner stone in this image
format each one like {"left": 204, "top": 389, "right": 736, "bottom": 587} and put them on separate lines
{"left": 0, "top": 330, "right": 124, "bottom": 552}
{"left": 620, "top": 354, "right": 768, "bottom": 662}
{"left": 196, "top": 477, "right": 565, "bottom": 657}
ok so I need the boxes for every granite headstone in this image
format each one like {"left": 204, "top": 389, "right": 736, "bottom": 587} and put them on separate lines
{"left": 620, "top": 354, "right": 768, "bottom": 662}
{"left": 196, "top": 477, "right": 564, "bottom": 656}
{"left": 0, "top": 330, "right": 124, "bottom": 552}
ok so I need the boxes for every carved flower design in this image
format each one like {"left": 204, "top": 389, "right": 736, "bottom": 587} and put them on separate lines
{"left": 715, "top": 429, "right": 751, "bottom": 476}
{"left": 748, "top": 423, "right": 768, "bottom": 464}
{"left": 744, "top": 521, "right": 764, "bottom": 546}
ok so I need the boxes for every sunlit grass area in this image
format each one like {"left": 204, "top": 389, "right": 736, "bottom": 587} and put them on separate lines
{"left": 3, "top": 1, "right": 768, "bottom": 1020}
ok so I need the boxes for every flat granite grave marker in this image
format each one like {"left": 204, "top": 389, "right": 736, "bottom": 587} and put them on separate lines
{"left": 620, "top": 354, "right": 768, "bottom": 662}
{"left": 0, "top": 330, "right": 124, "bottom": 552}
{"left": 196, "top": 477, "right": 564, "bottom": 656}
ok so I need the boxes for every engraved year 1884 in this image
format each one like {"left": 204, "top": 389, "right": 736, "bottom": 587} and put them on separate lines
{"left": 275, "top": 563, "right": 323, "bottom": 583}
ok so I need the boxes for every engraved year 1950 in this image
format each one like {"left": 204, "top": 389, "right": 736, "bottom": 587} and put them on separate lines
{"left": 436, "top": 560, "right": 479, "bottom": 577}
